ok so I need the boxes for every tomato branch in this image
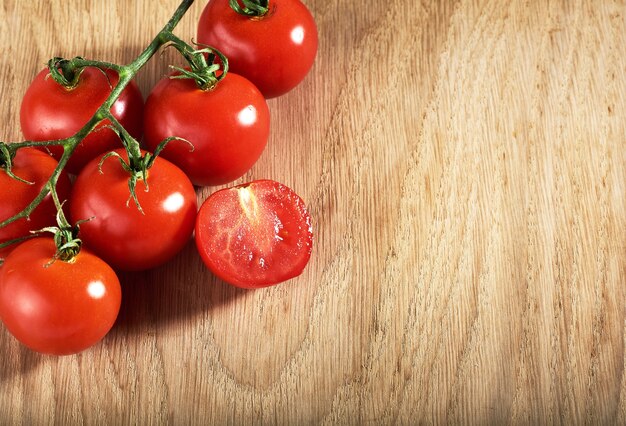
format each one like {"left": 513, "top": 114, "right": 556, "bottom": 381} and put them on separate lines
{"left": 0, "top": 0, "right": 197, "bottom": 233}
{"left": 102, "top": 112, "right": 143, "bottom": 160}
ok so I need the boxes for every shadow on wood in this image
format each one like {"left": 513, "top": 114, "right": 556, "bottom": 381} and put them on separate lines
{"left": 111, "top": 239, "right": 247, "bottom": 338}
{"left": 0, "top": 341, "right": 43, "bottom": 381}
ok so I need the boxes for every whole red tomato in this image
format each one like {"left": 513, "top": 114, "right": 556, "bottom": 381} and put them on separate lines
{"left": 195, "top": 179, "right": 313, "bottom": 288}
{"left": 197, "top": 0, "right": 318, "bottom": 99}
{"left": 0, "top": 237, "right": 121, "bottom": 355}
{"left": 0, "top": 148, "right": 72, "bottom": 258}
{"left": 69, "top": 148, "right": 197, "bottom": 271}
{"left": 20, "top": 66, "right": 144, "bottom": 174}
{"left": 143, "top": 72, "right": 270, "bottom": 186}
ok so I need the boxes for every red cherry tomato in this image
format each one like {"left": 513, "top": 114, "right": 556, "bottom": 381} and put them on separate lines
{"left": 195, "top": 179, "right": 313, "bottom": 288}
{"left": 143, "top": 72, "right": 270, "bottom": 186}
{"left": 69, "top": 149, "right": 197, "bottom": 271}
{"left": 20, "top": 67, "right": 144, "bottom": 174}
{"left": 0, "top": 148, "right": 72, "bottom": 258}
{"left": 0, "top": 238, "right": 121, "bottom": 355}
{"left": 197, "top": 0, "right": 318, "bottom": 98}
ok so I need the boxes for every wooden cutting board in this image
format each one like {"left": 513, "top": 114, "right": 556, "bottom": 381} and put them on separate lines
{"left": 1, "top": 0, "right": 624, "bottom": 423}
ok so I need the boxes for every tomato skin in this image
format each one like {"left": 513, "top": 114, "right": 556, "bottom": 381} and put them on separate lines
{"left": 69, "top": 149, "right": 197, "bottom": 272}
{"left": 195, "top": 179, "right": 313, "bottom": 288}
{"left": 0, "top": 148, "right": 72, "bottom": 258}
{"left": 197, "top": 0, "right": 318, "bottom": 99}
{"left": 20, "top": 67, "right": 144, "bottom": 174}
{"left": 143, "top": 72, "right": 270, "bottom": 187}
{"left": 0, "top": 238, "right": 121, "bottom": 355}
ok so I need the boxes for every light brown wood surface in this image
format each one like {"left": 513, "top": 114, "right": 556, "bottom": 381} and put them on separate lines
{"left": 1, "top": 0, "right": 625, "bottom": 424}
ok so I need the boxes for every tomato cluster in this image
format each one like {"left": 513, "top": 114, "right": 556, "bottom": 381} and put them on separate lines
{"left": 0, "top": 0, "right": 316, "bottom": 356}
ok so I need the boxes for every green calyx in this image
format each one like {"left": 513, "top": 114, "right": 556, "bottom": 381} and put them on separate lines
{"left": 0, "top": 143, "right": 31, "bottom": 184}
{"left": 47, "top": 57, "right": 87, "bottom": 89}
{"left": 229, "top": 0, "right": 269, "bottom": 17}
{"left": 99, "top": 150, "right": 150, "bottom": 214}
{"left": 99, "top": 126, "right": 192, "bottom": 213}
{"left": 98, "top": 125, "right": 151, "bottom": 213}
{"left": 39, "top": 188, "right": 86, "bottom": 263}
{"left": 46, "top": 223, "right": 83, "bottom": 263}
{"left": 165, "top": 34, "right": 229, "bottom": 90}
{"left": 0, "top": 143, "right": 14, "bottom": 167}
{"left": 47, "top": 56, "right": 122, "bottom": 90}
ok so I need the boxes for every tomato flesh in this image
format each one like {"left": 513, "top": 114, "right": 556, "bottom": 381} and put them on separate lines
{"left": 0, "top": 148, "right": 72, "bottom": 258}
{"left": 20, "top": 67, "right": 144, "bottom": 174}
{"left": 0, "top": 238, "right": 121, "bottom": 355}
{"left": 195, "top": 180, "right": 313, "bottom": 288}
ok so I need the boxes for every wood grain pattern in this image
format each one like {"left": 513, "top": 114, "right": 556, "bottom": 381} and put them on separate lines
{"left": 1, "top": 0, "right": 625, "bottom": 424}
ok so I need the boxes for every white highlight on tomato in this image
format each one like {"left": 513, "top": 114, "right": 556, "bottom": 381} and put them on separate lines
{"left": 291, "top": 26, "right": 305, "bottom": 45}
{"left": 111, "top": 100, "right": 126, "bottom": 117}
{"left": 162, "top": 192, "right": 185, "bottom": 213}
{"left": 87, "top": 280, "right": 106, "bottom": 299}
{"left": 17, "top": 296, "right": 36, "bottom": 316}
{"left": 237, "top": 106, "right": 257, "bottom": 126}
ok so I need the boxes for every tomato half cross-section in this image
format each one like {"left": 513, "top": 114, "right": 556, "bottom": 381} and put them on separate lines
{"left": 0, "top": 238, "right": 121, "bottom": 355}
{"left": 195, "top": 179, "right": 313, "bottom": 288}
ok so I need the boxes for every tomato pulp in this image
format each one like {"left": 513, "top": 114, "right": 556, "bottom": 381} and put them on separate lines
{"left": 0, "top": 238, "right": 121, "bottom": 355}
{"left": 20, "top": 67, "right": 144, "bottom": 174}
{"left": 195, "top": 180, "right": 313, "bottom": 288}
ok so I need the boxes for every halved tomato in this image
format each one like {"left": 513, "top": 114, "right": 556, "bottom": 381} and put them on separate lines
{"left": 195, "top": 179, "right": 313, "bottom": 288}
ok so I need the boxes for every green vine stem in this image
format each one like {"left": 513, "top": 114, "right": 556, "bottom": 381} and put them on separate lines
{"left": 229, "top": 0, "right": 270, "bottom": 17}
{"left": 0, "top": 0, "right": 216, "bottom": 238}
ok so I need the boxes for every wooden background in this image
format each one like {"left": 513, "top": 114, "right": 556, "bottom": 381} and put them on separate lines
{"left": 1, "top": 0, "right": 625, "bottom": 424}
